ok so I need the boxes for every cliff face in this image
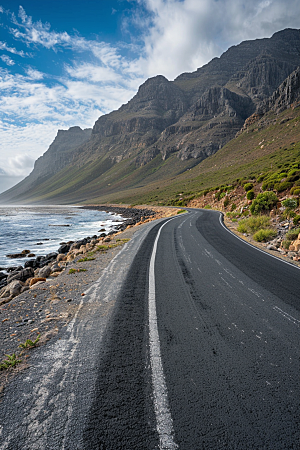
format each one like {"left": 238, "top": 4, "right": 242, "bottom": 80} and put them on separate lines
{"left": 33, "top": 126, "right": 92, "bottom": 178}
{"left": 260, "top": 67, "right": 300, "bottom": 114}
{"left": 0, "top": 126, "right": 91, "bottom": 203}
{"left": 1, "top": 28, "right": 300, "bottom": 204}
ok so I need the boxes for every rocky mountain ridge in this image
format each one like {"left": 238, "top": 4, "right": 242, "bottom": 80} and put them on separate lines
{"left": 1, "top": 28, "right": 300, "bottom": 205}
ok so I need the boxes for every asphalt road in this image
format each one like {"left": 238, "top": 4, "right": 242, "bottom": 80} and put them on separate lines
{"left": 0, "top": 210, "right": 299, "bottom": 449}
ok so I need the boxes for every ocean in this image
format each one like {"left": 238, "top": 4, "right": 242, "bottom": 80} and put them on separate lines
{"left": 0, "top": 205, "right": 124, "bottom": 269}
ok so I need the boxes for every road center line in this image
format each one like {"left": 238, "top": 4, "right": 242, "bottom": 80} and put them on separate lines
{"left": 149, "top": 217, "right": 179, "bottom": 449}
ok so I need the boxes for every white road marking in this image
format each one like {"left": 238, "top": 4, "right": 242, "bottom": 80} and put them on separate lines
{"left": 149, "top": 218, "right": 178, "bottom": 449}
{"left": 273, "top": 306, "right": 300, "bottom": 327}
{"left": 218, "top": 213, "right": 300, "bottom": 271}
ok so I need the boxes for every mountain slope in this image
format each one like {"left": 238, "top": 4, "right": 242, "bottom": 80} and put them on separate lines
{"left": 0, "top": 28, "right": 300, "bottom": 205}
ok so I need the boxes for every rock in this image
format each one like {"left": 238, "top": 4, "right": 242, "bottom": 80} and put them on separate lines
{"left": 28, "top": 253, "right": 36, "bottom": 257}
{"left": 58, "top": 244, "right": 70, "bottom": 254}
{"left": 20, "top": 286, "right": 30, "bottom": 293}
{"left": 57, "top": 253, "right": 67, "bottom": 262}
{"left": 24, "top": 259, "right": 39, "bottom": 269}
{"left": 38, "top": 266, "right": 52, "bottom": 278}
{"left": 0, "top": 272, "right": 7, "bottom": 281}
{"left": 103, "top": 237, "right": 111, "bottom": 242}
{"left": 0, "top": 280, "right": 24, "bottom": 298}
{"left": 29, "top": 277, "right": 47, "bottom": 287}
{"left": 51, "top": 263, "right": 62, "bottom": 272}
{"left": 267, "top": 245, "right": 278, "bottom": 251}
{"left": 6, "top": 253, "right": 26, "bottom": 259}
{"left": 7, "top": 267, "right": 34, "bottom": 283}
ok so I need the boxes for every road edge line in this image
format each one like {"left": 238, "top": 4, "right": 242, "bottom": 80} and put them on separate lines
{"left": 218, "top": 213, "right": 300, "bottom": 271}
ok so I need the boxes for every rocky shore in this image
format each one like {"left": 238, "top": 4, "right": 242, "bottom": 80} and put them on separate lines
{"left": 0, "top": 205, "right": 157, "bottom": 305}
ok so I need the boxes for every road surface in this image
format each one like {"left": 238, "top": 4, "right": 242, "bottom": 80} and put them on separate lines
{"left": 0, "top": 209, "right": 299, "bottom": 449}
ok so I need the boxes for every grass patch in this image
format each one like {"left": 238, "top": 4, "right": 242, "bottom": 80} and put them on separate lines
{"left": 77, "top": 257, "right": 95, "bottom": 262}
{"left": 0, "top": 354, "right": 22, "bottom": 370}
{"left": 19, "top": 335, "right": 40, "bottom": 349}
{"left": 177, "top": 209, "right": 187, "bottom": 214}
{"left": 68, "top": 268, "right": 87, "bottom": 274}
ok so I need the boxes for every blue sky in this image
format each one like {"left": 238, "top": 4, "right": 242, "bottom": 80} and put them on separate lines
{"left": 0, "top": 0, "right": 300, "bottom": 193}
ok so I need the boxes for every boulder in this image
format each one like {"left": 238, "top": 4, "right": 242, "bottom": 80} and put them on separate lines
{"left": 57, "top": 253, "right": 67, "bottom": 262}
{"left": 38, "top": 266, "right": 52, "bottom": 278}
{"left": 0, "top": 279, "right": 24, "bottom": 298}
{"left": 7, "top": 267, "right": 34, "bottom": 283}
{"left": 58, "top": 243, "right": 70, "bottom": 254}
{"left": 51, "top": 263, "right": 62, "bottom": 273}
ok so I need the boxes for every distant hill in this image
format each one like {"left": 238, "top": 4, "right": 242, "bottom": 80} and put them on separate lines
{"left": 0, "top": 28, "right": 299, "bottom": 205}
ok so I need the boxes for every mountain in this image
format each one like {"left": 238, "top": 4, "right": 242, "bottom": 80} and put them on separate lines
{"left": 0, "top": 28, "right": 300, "bottom": 205}
{"left": 1, "top": 126, "right": 92, "bottom": 203}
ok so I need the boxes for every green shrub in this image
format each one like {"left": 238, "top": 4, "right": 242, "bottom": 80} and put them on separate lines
{"left": 250, "top": 192, "right": 278, "bottom": 215}
{"left": 275, "top": 181, "right": 293, "bottom": 192}
{"left": 282, "top": 239, "right": 292, "bottom": 250}
{"left": 293, "top": 215, "right": 300, "bottom": 226}
{"left": 291, "top": 187, "right": 300, "bottom": 195}
{"left": 282, "top": 198, "right": 297, "bottom": 210}
{"left": 237, "top": 215, "right": 271, "bottom": 233}
{"left": 246, "top": 190, "right": 255, "bottom": 200}
{"left": 223, "top": 197, "right": 229, "bottom": 207}
{"left": 231, "top": 203, "right": 237, "bottom": 211}
{"left": 253, "top": 229, "right": 277, "bottom": 242}
{"left": 286, "top": 228, "right": 300, "bottom": 241}
{"left": 257, "top": 174, "right": 266, "bottom": 182}
{"left": 244, "top": 183, "right": 253, "bottom": 192}
{"left": 237, "top": 222, "right": 248, "bottom": 233}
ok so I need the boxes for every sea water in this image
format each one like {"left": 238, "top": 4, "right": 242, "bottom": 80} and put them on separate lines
{"left": 0, "top": 205, "right": 125, "bottom": 269}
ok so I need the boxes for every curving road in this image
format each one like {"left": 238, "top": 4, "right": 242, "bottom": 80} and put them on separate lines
{"left": 1, "top": 209, "right": 299, "bottom": 449}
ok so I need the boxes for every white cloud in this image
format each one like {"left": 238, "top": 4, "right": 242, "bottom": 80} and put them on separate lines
{"left": 136, "top": 0, "right": 300, "bottom": 79}
{"left": 65, "top": 63, "right": 122, "bottom": 83}
{"left": 6, "top": 153, "right": 35, "bottom": 176}
{"left": 0, "top": 40, "right": 26, "bottom": 57}
{"left": 1, "top": 54, "right": 15, "bottom": 66}
{"left": 26, "top": 68, "right": 44, "bottom": 80}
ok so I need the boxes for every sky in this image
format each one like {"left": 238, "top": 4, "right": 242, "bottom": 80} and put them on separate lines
{"left": 0, "top": 0, "right": 299, "bottom": 193}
